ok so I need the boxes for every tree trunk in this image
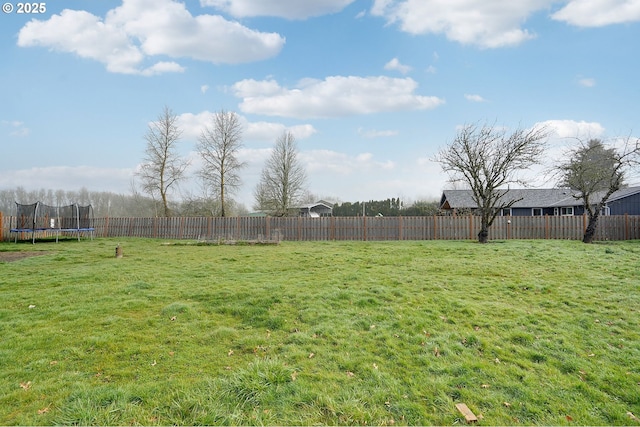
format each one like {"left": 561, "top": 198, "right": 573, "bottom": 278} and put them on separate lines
{"left": 477, "top": 214, "right": 491, "bottom": 243}
{"left": 220, "top": 183, "right": 226, "bottom": 218}
{"left": 582, "top": 214, "right": 599, "bottom": 243}
{"left": 477, "top": 228, "right": 489, "bottom": 243}
{"left": 161, "top": 191, "right": 170, "bottom": 217}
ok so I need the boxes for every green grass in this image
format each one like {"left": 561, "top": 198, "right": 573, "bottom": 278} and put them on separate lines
{"left": 1, "top": 238, "right": 639, "bottom": 425}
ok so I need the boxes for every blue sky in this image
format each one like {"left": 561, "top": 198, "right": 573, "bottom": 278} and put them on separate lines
{"left": 1, "top": 0, "right": 639, "bottom": 209}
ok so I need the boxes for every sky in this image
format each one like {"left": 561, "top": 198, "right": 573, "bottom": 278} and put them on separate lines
{"left": 1, "top": 0, "right": 639, "bottom": 209}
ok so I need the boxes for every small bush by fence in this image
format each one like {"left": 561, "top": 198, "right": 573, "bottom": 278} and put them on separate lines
{"left": 3, "top": 214, "right": 640, "bottom": 242}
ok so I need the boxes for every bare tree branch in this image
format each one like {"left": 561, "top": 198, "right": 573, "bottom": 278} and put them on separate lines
{"left": 254, "top": 132, "right": 308, "bottom": 216}
{"left": 136, "top": 106, "right": 189, "bottom": 217}
{"left": 434, "top": 122, "right": 549, "bottom": 242}
{"left": 197, "top": 109, "right": 246, "bottom": 217}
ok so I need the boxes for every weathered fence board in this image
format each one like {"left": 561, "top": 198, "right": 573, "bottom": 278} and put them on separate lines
{"left": 3, "top": 214, "right": 640, "bottom": 242}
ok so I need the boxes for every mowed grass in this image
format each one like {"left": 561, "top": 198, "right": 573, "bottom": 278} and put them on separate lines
{"left": 0, "top": 238, "right": 639, "bottom": 425}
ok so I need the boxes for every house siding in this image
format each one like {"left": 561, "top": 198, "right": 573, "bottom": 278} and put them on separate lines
{"left": 608, "top": 193, "right": 640, "bottom": 215}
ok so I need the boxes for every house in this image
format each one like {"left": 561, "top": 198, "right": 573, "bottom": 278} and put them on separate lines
{"left": 439, "top": 187, "right": 640, "bottom": 216}
{"left": 299, "top": 200, "right": 333, "bottom": 217}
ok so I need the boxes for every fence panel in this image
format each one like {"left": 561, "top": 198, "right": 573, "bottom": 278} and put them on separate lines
{"left": 597, "top": 215, "right": 625, "bottom": 241}
{"left": 398, "top": 216, "right": 429, "bottom": 240}
{"left": 436, "top": 215, "right": 473, "bottom": 240}
{"left": 3, "top": 213, "right": 640, "bottom": 242}
{"left": 328, "top": 217, "right": 357, "bottom": 241}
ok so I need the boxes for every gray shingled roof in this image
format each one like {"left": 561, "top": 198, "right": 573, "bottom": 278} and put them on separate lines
{"left": 607, "top": 186, "right": 640, "bottom": 202}
{"left": 441, "top": 187, "right": 640, "bottom": 209}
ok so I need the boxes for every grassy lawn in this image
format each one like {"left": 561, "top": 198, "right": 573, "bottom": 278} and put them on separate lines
{"left": 1, "top": 238, "right": 639, "bottom": 425}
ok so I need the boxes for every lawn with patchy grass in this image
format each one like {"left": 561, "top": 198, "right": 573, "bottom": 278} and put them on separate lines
{"left": 1, "top": 238, "right": 639, "bottom": 425}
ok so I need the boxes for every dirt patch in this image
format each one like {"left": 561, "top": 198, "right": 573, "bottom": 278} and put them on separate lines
{"left": 0, "top": 251, "right": 49, "bottom": 263}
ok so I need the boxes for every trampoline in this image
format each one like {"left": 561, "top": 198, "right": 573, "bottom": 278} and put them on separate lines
{"left": 10, "top": 202, "right": 95, "bottom": 243}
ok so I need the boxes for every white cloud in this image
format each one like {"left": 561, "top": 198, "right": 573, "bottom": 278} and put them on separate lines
{"left": 578, "top": 77, "right": 596, "bottom": 87}
{"left": 301, "top": 150, "right": 396, "bottom": 175}
{"left": 18, "top": 9, "right": 144, "bottom": 74}
{"left": 371, "top": 0, "right": 553, "bottom": 48}
{"left": 10, "top": 128, "right": 31, "bottom": 137}
{"left": 552, "top": 0, "right": 640, "bottom": 26}
{"left": 140, "top": 61, "right": 185, "bottom": 76}
{"left": 384, "top": 57, "right": 412, "bottom": 74}
{"left": 232, "top": 76, "right": 444, "bottom": 119}
{"left": 536, "top": 119, "right": 605, "bottom": 140}
{"left": 175, "top": 111, "right": 212, "bottom": 140}
{"left": 358, "top": 127, "right": 399, "bottom": 138}
{"left": 200, "top": 85, "right": 210, "bottom": 94}
{"left": 242, "top": 121, "right": 317, "bottom": 141}
{"left": 17, "top": 0, "right": 285, "bottom": 75}
{"left": 1, "top": 120, "right": 30, "bottom": 137}
{"left": 200, "top": 0, "right": 356, "bottom": 19}
{"left": 176, "top": 111, "right": 317, "bottom": 142}
{"left": 237, "top": 148, "right": 273, "bottom": 167}
{"left": 464, "top": 94, "right": 486, "bottom": 102}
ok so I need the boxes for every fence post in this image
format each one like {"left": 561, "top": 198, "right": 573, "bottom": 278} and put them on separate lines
{"left": 625, "top": 213, "right": 629, "bottom": 240}
{"left": 0, "top": 211, "right": 3, "bottom": 242}
{"left": 331, "top": 216, "right": 335, "bottom": 241}
{"left": 433, "top": 215, "right": 437, "bottom": 240}
{"left": 399, "top": 215, "right": 403, "bottom": 241}
{"left": 363, "top": 215, "right": 367, "bottom": 241}
{"left": 266, "top": 216, "right": 271, "bottom": 240}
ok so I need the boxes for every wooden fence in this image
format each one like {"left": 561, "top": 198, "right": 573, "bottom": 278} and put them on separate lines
{"left": 2, "top": 214, "right": 640, "bottom": 242}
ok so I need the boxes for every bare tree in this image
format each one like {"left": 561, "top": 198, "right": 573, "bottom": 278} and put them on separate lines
{"left": 136, "top": 106, "right": 189, "bottom": 217}
{"left": 435, "top": 122, "right": 549, "bottom": 243}
{"left": 254, "top": 132, "right": 308, "bottom": 216}
{"left": 197, "top": 110, "right": 246, "bottom": 217}
{"left": 557, "top": 137, "right": 640, "bottom": 243}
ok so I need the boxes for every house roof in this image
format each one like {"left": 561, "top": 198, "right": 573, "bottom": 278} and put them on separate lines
{"left": 440, "top": 188, "right": 578, "bottom": 209}
{"left": 440, "top": 186, "right": 640, "bottom": 210}
{"left": 298, "top": 200, "right": 334, "bottom": 210}
{"left": 606, "top": 186, "right": 640, "bottom": 202}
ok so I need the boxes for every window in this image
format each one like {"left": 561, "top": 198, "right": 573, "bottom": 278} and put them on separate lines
{"left": 532, "top": 208, "right": 543, "bottom": 216}
{"left": 554, "top": 207, "right": 573, "bottom": 216}
{"left": 501, "top": 208, "right": 512, "bottom": 216}
{"left": 600, "top": 206, "right": 610, "bottom": 216}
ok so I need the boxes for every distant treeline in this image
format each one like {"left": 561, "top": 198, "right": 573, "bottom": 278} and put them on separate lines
{"left": 332, "top": 198, "right": 440, "bottom": 217}
{"left": 0, "top": 187, "right": 259, "bottom": 217}
{"left": 0, "top": 188, "right": 440, "bottom": 218}
{"left": 0, "top": 187, "right": 159, "bottom": 217}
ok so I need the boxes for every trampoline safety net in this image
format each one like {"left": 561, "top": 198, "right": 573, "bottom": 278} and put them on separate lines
{"left": 11, "top": 201, "right": 95, "bottom": 243}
